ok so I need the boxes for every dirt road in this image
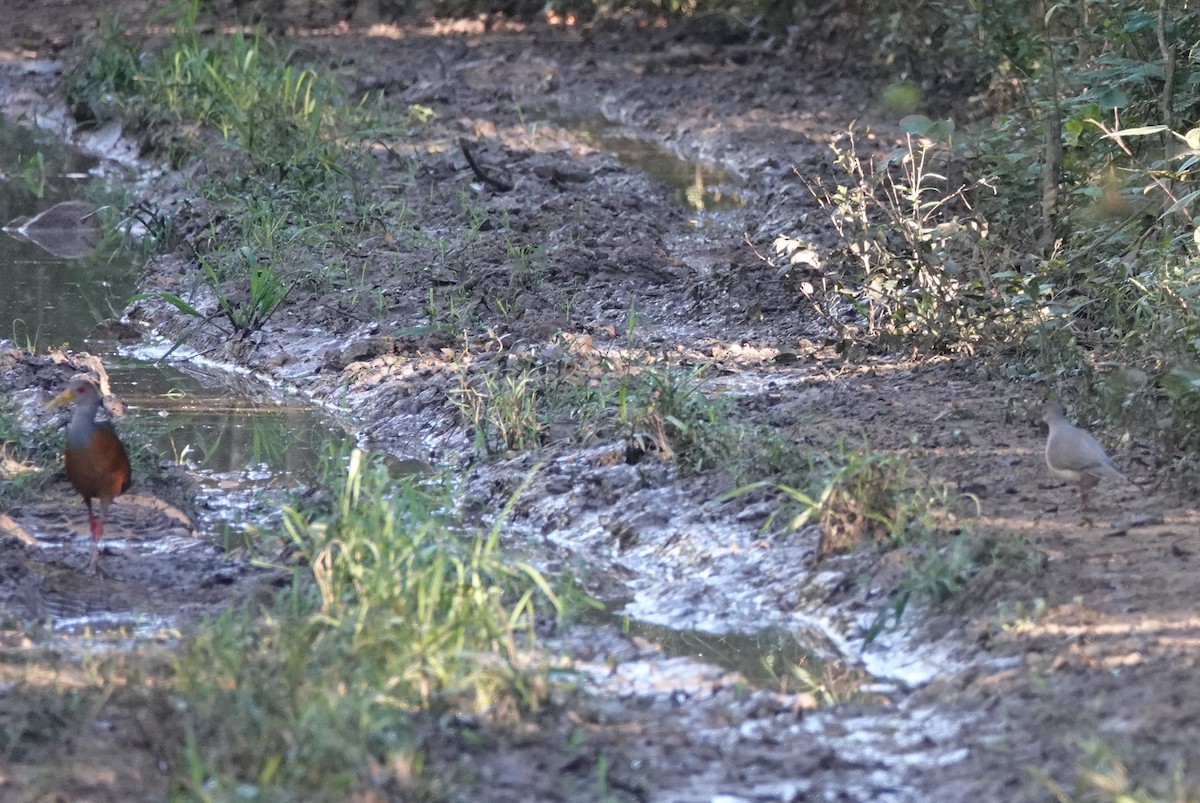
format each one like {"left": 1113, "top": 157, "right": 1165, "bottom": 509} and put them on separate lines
{"left": 2, "top": 3, "right": 1199, "bottom": 800}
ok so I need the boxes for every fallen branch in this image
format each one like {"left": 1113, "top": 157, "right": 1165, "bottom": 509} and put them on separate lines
{"left": 459, "top": 138, "right": 513, "bottom": 192}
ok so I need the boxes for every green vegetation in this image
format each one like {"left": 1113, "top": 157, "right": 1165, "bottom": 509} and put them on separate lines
{"left": 0, "top": 401, "right": 43, "bottom": 508}
{"left": 761, "top": 653, "right": 872, "bottom": 707}
{"left": 0, "top": 439, "right": 563, "bottom": 798}
{"left": 781, "top": 0, "right": 1200, "bottom": 468}
{"left": 802, "top": 122, "right": 988, "bottom": 355}
{"left": 449, "top": 328, "right": 741, "bottom": 473}
{"left": 17, "top": 151, "right": 46, "bottom": 198}
{"left": 68, "top": 1, "right": 347, "bottom": 168}
{"left": 773, "top": 447, "right": 929, "bottom": 555}
{"left": 68, "top": 0, "right": 402, "bottom": 340}
{"left": 719, "top": 440, "right": 1025, "bottom": 641}
{"left": 1033, "top": 738, "right": 1198, "bottom": 803}
{"left": 168, "top": 449, "right": 560, "bottom": 797}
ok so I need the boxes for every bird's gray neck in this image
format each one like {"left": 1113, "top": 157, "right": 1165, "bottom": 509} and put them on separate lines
{"left": 65, "top": 403, "right": 101, "bottom": 449}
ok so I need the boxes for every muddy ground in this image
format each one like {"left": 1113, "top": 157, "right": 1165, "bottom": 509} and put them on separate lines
{"left": 3, "top": 2, "right": 1200, "bottom": 801}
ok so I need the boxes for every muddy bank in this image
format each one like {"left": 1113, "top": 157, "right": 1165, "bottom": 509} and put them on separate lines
{"left": 0, "top": 345, "right": 282, "bottom": 616}
{"left": 2, "top": 8, "right": 1200, "bottom": 801}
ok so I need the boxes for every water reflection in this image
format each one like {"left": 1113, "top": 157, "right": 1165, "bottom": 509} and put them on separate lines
{"left": 0, "top": 118, "right": 353, "bottom": 496}
{"left": 106, "top": 358, "right": 348, "bottom": 480}
{"left": 585, "top": 603, "right": 824, "bottom": 688}
{"left": 7, "top": 200, "right": 104, "bottom": 259}
{"left": 0, "top": 118, "right": 140, "bottom": 348}
{"left": 556, "top": 113, "right": 745, "bottom": 212}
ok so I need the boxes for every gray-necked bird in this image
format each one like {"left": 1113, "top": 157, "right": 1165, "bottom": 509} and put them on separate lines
{"left": 1042, "top": 401, "right": 1127, "bottom": 513}
{"left": 47, "top": 379, "right": 131, "bottom": 571}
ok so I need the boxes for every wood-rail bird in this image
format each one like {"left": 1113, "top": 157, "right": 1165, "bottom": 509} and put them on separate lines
{"left": 1042, "top": 401, "right": 1127, "bottom": 515}
{"left": 47, "top": 379, "right": 131, "bottom": 571}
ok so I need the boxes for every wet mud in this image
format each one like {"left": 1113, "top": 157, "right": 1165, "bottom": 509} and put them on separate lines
{"left": 2, "top": 4, "right": 1200, "bottom": 801}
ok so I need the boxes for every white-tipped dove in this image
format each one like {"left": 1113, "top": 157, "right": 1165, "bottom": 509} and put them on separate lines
{"left": 1042, "top": 401, "right": 1127, "bottom": 513}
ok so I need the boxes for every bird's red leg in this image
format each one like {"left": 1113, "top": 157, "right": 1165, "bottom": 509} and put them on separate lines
{"left": 84, "top": 498, "right": 104, "bottom": 571}
{"left": 84, "top": 498, "right": 98, "bottom": 536}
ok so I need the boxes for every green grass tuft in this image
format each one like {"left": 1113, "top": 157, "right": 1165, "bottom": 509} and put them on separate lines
{"left": 170, "top": 448, "right": 560, "bottom": 797}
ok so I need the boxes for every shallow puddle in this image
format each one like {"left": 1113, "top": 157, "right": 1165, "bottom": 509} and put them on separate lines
{"left": 105, "top": 355, "right": 348, "bottom": 480}
{"left": 47, "top": 610, "right": 179, "bottom": 641}
{"left": 101, "top": 352, "right": 354, "bottom": 549}
{"left": 603, "top": 611, "right": 825, "bottom": 689}
{"left": 0, "top": 117, "right": 141, "bottom": 349}
{"left": 0, "top": 118, "right": 347, "bottom": 541}
{"left": 556, "top": 113, "right": 745, "bottom": 212}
